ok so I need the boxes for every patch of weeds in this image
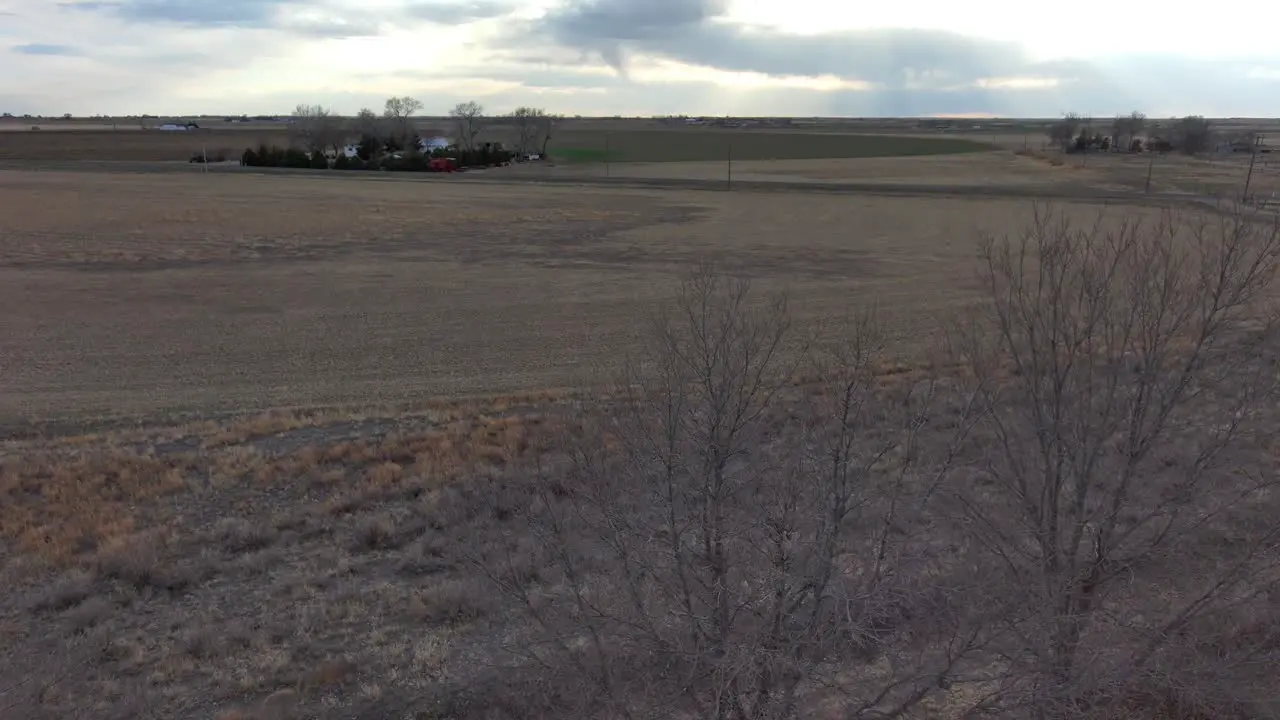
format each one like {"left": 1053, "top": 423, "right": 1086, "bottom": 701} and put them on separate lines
{"left": 312, "top": 467, "right": 346, "bottom": 487}
{"left": 94, "top": 536, "right": 194, "bottom": 595}
{"left": 396, "top": 536, "right": 452, "bottom": 577}
{"left": 410, "top": 578, "right": 496, "bottom": 625}
{"left": 365, "top": 461, "right": 404, "bottom": 487}
{"left": 227, "top": 545, "right": 288, "bottom": 577}
{"left": 285, "top": 511, "right": 332, "bottom": 543}
{"left": 63, "top": 595, "right": 115, "bottom": 634}
{"left": 215, "top": 517, "right": 278, "bottom": 555}
{"left": 324, "top": 492, "right": 367, "bottom": 517}
{"left": 422, "top": 486, "right": 483, "bottom": 530}
{"left": 488, "top": 479, "right": 533, "bottom": 523}
{"left": 181, "top": 625, "right": 221, "bottom": 660}
{"left": 299, "top": 657, "right": 358, "bottom": 692}
{"left": 28, "top": 568, "right": 97, "bottom": 612}
{"left": 350, "top": 516, "right": 410, "bottom": 553}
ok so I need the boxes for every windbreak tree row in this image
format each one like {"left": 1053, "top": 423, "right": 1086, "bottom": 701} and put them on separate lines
{"left": 239, "top": 144, "right": 515, "bottom": 170}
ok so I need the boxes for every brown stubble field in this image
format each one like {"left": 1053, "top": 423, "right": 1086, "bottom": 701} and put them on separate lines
{"left": 0, "top": 127, "right": 291, "bottom": 161}
{"left": 0, "top": 167, "right": 1117, "bottom": 427}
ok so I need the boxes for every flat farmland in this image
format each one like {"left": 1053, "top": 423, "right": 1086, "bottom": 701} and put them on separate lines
{"left": 0, "top": 168, "right": 1154, "bottom": 427}
{"left": 5, "top": 163, "right": 1278, "bottom": 720}
{"left": 0, "top": 124, "right": 993, "bottom": 164}
{"left": 542, "top": 129, "right": 994, "bottom": 163}
{"left": 513, "top": 150, "right": 1110, "bottom": 192}
{"left": 0, "top": 127, "right": 292, "bottom": 161}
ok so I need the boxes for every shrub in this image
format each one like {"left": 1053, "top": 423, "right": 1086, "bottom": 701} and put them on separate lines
{"left": 450, "top": 145, "right": 514, "bottom": 168}
{"left": 357, "top": 134, "right": 380, "bottom": 161}
{"left": 242, "top": 143, "right": 286, "bottom": 167}
{"left": 281, "top": 148, "right": 311, "bottom": 168}
{"left": 1175, "top": 115, "right": 1213, "bottom": 154}
{"left": 332, "top": 153, "right": 352, "bottom": 170}
{"left": 379, "top": 151, "right": 431, "bottom": 172}
{"left": 402, "top": 151, "right": 429, "bottom": 171}
{"left": 309, "top": 150, "right": 330, "bottom": 170}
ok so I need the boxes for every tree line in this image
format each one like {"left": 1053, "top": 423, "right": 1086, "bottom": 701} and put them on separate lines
{"left": 288, "top": 96, "right": 558, "bottom": 161}
{"left": 1047, "top": 111, "right": 1218, "bottom": 154}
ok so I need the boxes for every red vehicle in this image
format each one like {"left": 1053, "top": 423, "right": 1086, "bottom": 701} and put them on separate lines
{"left": 428, "top": 157, "right": 459, "bottom": 172}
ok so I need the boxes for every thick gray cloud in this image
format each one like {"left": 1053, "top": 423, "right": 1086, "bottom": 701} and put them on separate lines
{"left": 405, "top": 0, "right": 515, "bottom": 24}
{"left": 59, "top": 0, "right": 295, "bottom": 28}
{"left": 549, "top": 0, "right": 726, "bottom": 41}
{"left": 59, "top": 0, "right": 386, "bottom": 37}
{"left": 466, "top": 0, "right": 1280, "bottom": 117}
{"left": 13, "top": 42, "right": 83, "bottom": 55}
{"left": 529, "top": 0, "right": 1073, "bottom": 88}
{"left": 60, "top": 0, "right": 513, "bottom": 33}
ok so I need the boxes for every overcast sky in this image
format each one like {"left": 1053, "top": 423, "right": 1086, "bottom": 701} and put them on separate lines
{"left": 4, "top": 0, "right": 1280, "bottom": 117}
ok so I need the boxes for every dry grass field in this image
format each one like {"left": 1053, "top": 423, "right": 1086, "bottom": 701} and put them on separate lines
{"left": 4, "top": 121, "right": 1280, "bottom": 719}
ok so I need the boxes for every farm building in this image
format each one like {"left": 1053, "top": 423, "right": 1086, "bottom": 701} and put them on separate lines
{"left": 419, "top": 136, "right": 451, "bottom": 152}
{"left": 156, "top": 122, "right": 199, "bottom": 131}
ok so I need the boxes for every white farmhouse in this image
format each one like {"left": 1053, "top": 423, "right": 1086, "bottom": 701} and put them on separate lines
{"left": 419, "top": 136, "right": 451, "bottom": 152}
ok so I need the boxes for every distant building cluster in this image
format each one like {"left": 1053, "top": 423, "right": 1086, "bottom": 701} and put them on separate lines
{"left": 656, "top": 116, "right": 797, "bottom": 128}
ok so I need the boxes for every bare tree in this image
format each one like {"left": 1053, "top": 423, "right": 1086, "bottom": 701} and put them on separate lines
{"left": 484, "top": 267, "right": 985, "bottom": 719}
{"left": 1047, "top": 112, "right": 1082, "bottom": 152}
{"left": 449, "top": 101, "right": 484, "bottom": 152}
{"left": 353, "top": 107, "right": 381, "bottom": 136}
{"left": 290, "top": 103, "right": 342, "bottom": 154}
{"left": 1127, "top": 110, "right": 1146, "bottom": 149}
{"left": 509, "top": 106, "right": 553, "bottom": 156}
{"left": 538, "top": 112, "right": 561, "bottom": 156}
{"left": 383, "top": 96, "right": 422, "bottom": 121}
{"left": 1110, "top": 115, "right": 1127, "bottom": 151}
{"left": 383, "top": 96, "right": 422, "bottom": 130}
{"left": 344, "top": 107, "right": 388, "bottom": 159}
{"left": 1174, "top": 115, "right": 1214, "bottom": 155}
{"left": 1110, "top": 111, "right": 1147, "bottom": 152}
{"left": 946, "top": 204, "right": 1280, "bottom": 718}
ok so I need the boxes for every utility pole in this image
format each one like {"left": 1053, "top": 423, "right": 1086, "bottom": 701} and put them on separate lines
{"left": 1081, "top": 115, "right": 1092, "bottom": 167}
{"left": 727, "top": 138, "right": 733, "bottom": 191}
{"left": 604, "top": 132, "right": 610, "bottom": 178}
{"left": 1242, "top": 135, "right": 1260, "bottom": 203}
{"left": 1144, "top": 149, "right": 1156, "bottom": 194}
